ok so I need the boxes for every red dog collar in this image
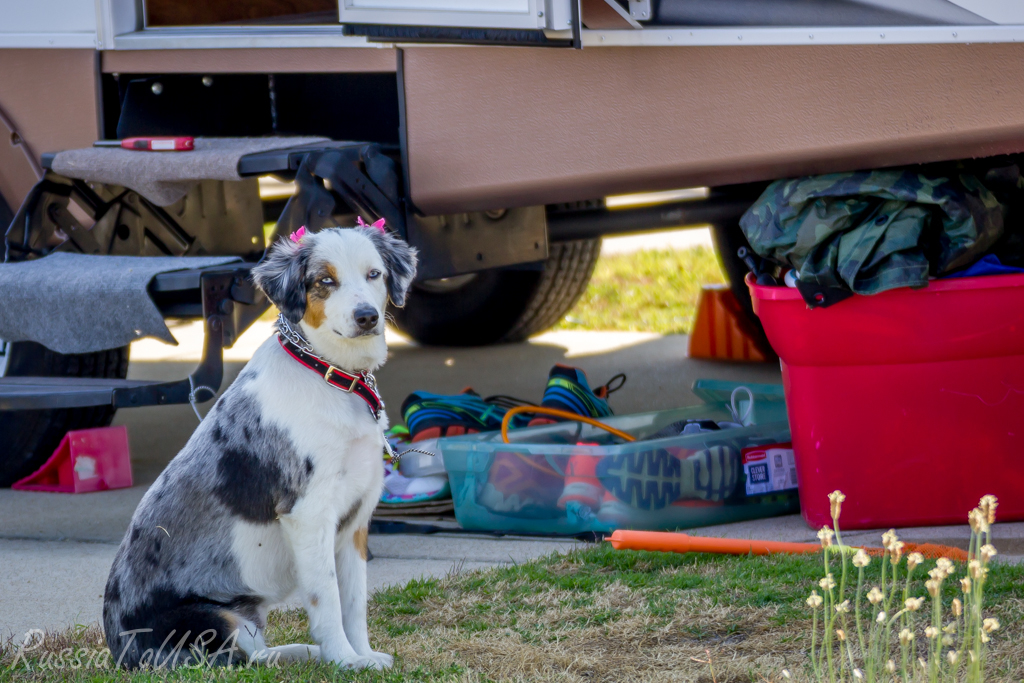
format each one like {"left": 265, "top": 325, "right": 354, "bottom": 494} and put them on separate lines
{"left": 278, "top": 335, "right": 384, "bottom": 419}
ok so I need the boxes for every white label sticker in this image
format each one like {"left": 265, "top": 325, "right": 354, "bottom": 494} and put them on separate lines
{"left": 74, "top": 455, "right": 98, "bottom": 480}
{"left": 743, "top": 447, "right": 797, "bottom": 496}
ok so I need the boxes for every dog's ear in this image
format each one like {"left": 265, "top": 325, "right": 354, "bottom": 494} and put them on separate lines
{"left": 252, "top": 238, "right": 312, "bottom": 324}
{"left": 362, "top": 228, "right": 418, "bottom": 308}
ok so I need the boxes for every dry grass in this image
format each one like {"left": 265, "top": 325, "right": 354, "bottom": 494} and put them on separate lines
{"left": 3, "top": 546, "right": 1022, "bottom": 683}
{"left": 353, "top": 552, "right": 811, "bottom": 683}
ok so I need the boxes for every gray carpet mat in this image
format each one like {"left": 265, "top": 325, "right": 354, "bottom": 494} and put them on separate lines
{"left": 50, "top": 136, "right": 329, "bottom": 206}
{"left": 0, "top": 253, "right": 241, "bottom": 354}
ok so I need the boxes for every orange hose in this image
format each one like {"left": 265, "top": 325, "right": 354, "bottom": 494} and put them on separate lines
{"left": 606, "top": 530, "right": 820, "bottom": 556}
{"left": 500, "top": 406, "right": 637, "bottom": 444}
{"left": 606, "top": 530, "right": 970, "bottom": 562}
{"left": 867, "top": 543, "right": 969, "bottom": 562}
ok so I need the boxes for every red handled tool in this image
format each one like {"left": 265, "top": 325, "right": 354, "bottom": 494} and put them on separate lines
{"left": 94, "top": 136, "right": 194, "bottom": 151}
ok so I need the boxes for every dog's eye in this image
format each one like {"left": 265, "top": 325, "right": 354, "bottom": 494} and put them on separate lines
{"left": 368, "top": 269, "right": 381, "bottom": 280}
{"left": 319, "top": 277, "right": 335, "bottom": 286}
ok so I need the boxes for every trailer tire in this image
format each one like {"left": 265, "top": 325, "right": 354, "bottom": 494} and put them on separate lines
{"left": 0, "top": 342, "right": 130, "bottom": 487}
{"left": 390, "top": 239, "right": 601, "bottom": 346}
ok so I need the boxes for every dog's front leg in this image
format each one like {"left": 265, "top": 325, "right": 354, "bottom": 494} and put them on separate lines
{"left": 279, "top": 515, "right": 381, "bottom": 669}
{"left": 336, "top": 526, "right": 393, "bottom": 668}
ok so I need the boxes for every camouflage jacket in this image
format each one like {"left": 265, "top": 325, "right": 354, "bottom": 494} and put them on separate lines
{"left": 739, "top": 168, "right": 1009, "bottom": 300}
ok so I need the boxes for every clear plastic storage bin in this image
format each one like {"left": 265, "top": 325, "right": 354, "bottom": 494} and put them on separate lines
{"left": 439, "top": 381, "right": 798, "bottom": 535}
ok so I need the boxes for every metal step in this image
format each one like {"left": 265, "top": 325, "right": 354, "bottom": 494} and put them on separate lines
{"left": 0, "top": 377, "right": 166, "bottom": 411}
{"left": 0, "top": 268, "right": 263, "bottom": 412}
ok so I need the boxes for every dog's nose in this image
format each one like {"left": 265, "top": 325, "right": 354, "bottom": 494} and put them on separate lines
{"left": 353, "top": 306, "right": 379, "bottom": 331}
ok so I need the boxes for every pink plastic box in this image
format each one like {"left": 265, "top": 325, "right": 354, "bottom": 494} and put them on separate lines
{"left": 13, "top": 425, "right": 132, "bottom": 493}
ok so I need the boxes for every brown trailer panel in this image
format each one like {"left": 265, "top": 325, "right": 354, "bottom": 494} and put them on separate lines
{"left": 401, "top": 43, "right": 1024, "bottom": 214}
{"left": 0, "top": 49, "right": 99, "bottom": 210}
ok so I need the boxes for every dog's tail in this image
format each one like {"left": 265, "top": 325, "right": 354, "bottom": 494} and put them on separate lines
{"left": 104, "top": 592, "right": 255, "bottom": 669}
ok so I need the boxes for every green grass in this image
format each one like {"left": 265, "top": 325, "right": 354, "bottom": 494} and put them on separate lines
{"left": 5, "top": 546, "right": 1022, "bottom": 682}
{"left": 555, "top": 246, "right": 727, "bottom": 335}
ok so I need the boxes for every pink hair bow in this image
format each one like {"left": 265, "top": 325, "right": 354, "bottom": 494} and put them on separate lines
{"left": 288, "top": 226, "right": 307, "bottom": 243}
{"left": 356, "top": 216, "right": 387, "bottom": 232}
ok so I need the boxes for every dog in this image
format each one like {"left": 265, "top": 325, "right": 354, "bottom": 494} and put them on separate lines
{"left": 102, "top": 225, "right": 417, "bottom": 669}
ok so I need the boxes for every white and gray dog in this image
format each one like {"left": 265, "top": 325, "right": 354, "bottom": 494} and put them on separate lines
{"left": 102, "top": 225, "right": 417, "bottom": 669}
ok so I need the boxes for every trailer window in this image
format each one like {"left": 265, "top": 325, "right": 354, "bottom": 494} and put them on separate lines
{"left": 144, "top": 0, "right": 338, "bottom": 27}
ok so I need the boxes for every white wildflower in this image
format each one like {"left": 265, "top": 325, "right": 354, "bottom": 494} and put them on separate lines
{"left": 980, "top": 544, "right": 998, "bottom": 563}
{"left": 979, "top": 494, "right": 998, "bottom": 525}
{"left": 829, "top": 490, "right": 846, "bottom": 520}
{"left": 969, "top": 508, "right": 989, "bottom": 534}
{"left": 890, "top": 540, "right": 905, "bottom": 565}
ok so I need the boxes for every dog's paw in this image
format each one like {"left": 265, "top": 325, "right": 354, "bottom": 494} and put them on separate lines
{"left": 333, "top": 652, "right": 393, "bottom": 670}
{"left": 364, "top": 651, "right": 394, "bottom": 669}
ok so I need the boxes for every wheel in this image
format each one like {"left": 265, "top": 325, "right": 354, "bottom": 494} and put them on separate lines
{"left": 0, "top": 342, "right": 130, "bottom": 487}
{"left": 390, "top": 239, "right": 601, "bottom": 346}
{"left": 710, "top": 220, "right": 775, "bottom": 354}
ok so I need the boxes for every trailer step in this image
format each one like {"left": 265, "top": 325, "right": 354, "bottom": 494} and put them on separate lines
{"left": 0, "top": 377, "right": 167, "bottom": 411}
{"left": 0, "top": 268, "right": 263, "bottom": 413}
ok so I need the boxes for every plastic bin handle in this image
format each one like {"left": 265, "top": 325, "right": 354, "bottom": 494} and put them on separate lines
{"left": 500, "top": 406, "right": 637, "bottom": 444}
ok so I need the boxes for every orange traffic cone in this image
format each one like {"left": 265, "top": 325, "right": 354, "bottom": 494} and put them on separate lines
{"left": 688, "top": 284, "right": 772, "bottom": 362}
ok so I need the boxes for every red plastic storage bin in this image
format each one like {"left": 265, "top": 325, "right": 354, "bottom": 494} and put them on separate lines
{"left": 749, "top": 273, "right": 1024, "bottom": 530}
